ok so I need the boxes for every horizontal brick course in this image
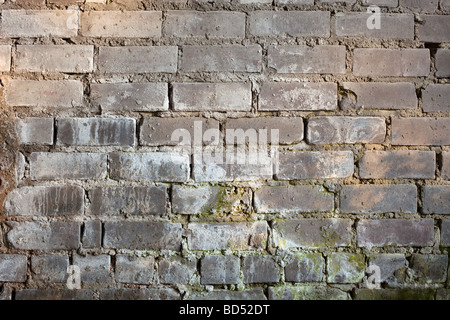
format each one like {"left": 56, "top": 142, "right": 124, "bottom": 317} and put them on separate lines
{"left": 392, "top": 118, "right": 450, "bottom": 146}
{"left": 16, "top": 117, "right": 53, "bottom": 145}
{"left": 422, "top": 85, "right": 450, "bottom": 113}
{"left": 423, "top": 186, "right": 450, "bottom": 214}
{"left": 418, "top": 15, "right": 450, "bottom": 43}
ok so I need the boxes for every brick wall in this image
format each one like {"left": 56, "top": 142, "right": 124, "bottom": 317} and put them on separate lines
{"left": 0, "top": 0, "right": 449, "bottom": 301}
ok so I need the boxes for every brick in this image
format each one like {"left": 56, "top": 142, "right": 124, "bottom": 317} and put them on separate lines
{"left": 254, "top": 185, "right": 334, "bottom": 213}
{"left": 354, "top": 288, "right": 435, "bottom": 300}
{"left": 423, "top": 186, "right": 450, "bottom": 214}
{"left": 359, "top": 151, "right": 436, "bottom": 179}
{"left": 4, "top": 185, "right": 84, "bottom": 216}
{"left": 57, "top": 118, "right": 136, "bottom": 146}
{"left": 361, "top": 0, "right": 398, "bottom": 6}
{"left": 248, "top": 11, "right": 330, "bottom": 37}
{"left": 400, "top": 0, "right": 438, "bottom": 10}
{"left": 5, "top": 80, "right": 83, "bottom": 107}
{"left": 1, "top": 10, "right": 78, "bottom": 37}
{"left": 90, "top": 83, "right": 168, "bottom": 112}
{"left": 225, "top": 117, "right": 303, "bottom": 145}
{"left": 443, "top": 0, "right": 450, "bottom": 9}
{"left": 285, "top": 253, "right": 324, "bottom": 282}
{"left": 16, "top": 45, "right": 93, "bottom": 73}
{"left": 99, "top": 288, "right": 180, "bottom": 300}
{"left": 327, "top": 253, "right": 365, "bottom": 284}
{"left": 200, "top": 255, "right": 239, "bottom": 284}
{"left": 7, "top": 221, "right": 80, "bottom": 250}
{"left": 356, "top": 219, "right": 434, "bottom": 248}
{"left": 16, "top": 117, "right": 53, "bottom": 145}
{"left": 336, "top": 13, "right": 413, "bottom": 39}
{"left": 441, "top": 220, "right": 450, "bottom": 246}
{"left": 268, "top": 45, "right": 346, "bottom": 74}
{"left": 277, "top": 0, "right": 313, "bottom": 3}
{"left": 341, "top": 82, "right": 417, "bottom": 110}
{"left": 181, "top": 45, "right": 262, "bottom": 73}
{"left": 422, "top": 85, "right": 450, "bottom": 112}
{"left": 443, "top": 152, "right": 450, "bottom": 180}
{"left": 98, "top": 46, "right": 178, "bottom": 73}
{"left": 82, "top": 220, "right": 102, "bottom": 248}
{"left": 81, "top": 11, "right": 161, "bottom": 38}
{"left": 31, "top": 255, "right": 69, "bottom": 283}
{"left": 410, "top": 254, "right": 448, "bottom": 283}
{"left": 89, "top": 186, "right": 166, "bottom": 216}
{"left": 243, "top": 256, "right": 279, "bottom": 284}
{"left": 158, "top": 257, "right": 197, "bottom": 284}
{"left": 320, "top": 0, "right": 356, "bottom": 2}
{"left": 269, "top": 285, "right": 349, "bottom": 300}
{"left": 340, "top": 184, "right": 417, "bottom": 214}
{"left": 0, "top": 254, "right": 27, "bottom": 282}
{"left": 72, "top": 255, "right": 111, "bottom": 283}
{"left": 353, "top": 49, "right": 430, "bottom": 77}
{"left": 392, "top": 118, "right": 450, "bottom": 146}
{"left": 187, "top": 222, "right": 268, "bottom": 250}
{"left": 273, "top": 219, "right": 353, "bottom": 249}
{"left": 277, "top": 151, "right": 354, "bottom": 180}
{"left": 165, "top": 11, "right": 245, "bottom": 38}
{"left": 259, "top": 82, "right": 337, "bottom": 111}
{"left": 0, "top": 45, "right": 11, "bottom": 71}
{"left": 109, "top": 153, "right": 189, "bottom": 182}
{"left": 307, "top": 117, "right": 386, "bottom": 144}
{"left": 188, "top": 289, "right": 266, "bottom": 300}
{"left": 140, "top": 117, "right": 219, "bottom": 147}
{"left": 437, "top": 289, "right": 450, "bottom": 300}
{"left": 116, "top": 255, "right": 154, "bottom": 285}
{"left": 104, "top": 222, "right": 183, "bottom": 250}
{"left": 172, "top": 185, "right": 251, "bottom": 215}
{"left": 0, "top": 287, "right": 12, "bottom": 301}
{"left": 30, "top": 153, "right": 107, "bottom": 180}
{"left": 15, "top": 290, "right": 94, "bottom": 300}
{"left": 368, "top": 254, "right": 407, "bottom": 285}
{"left": 436, "top": 49, "right": 450, "bottom": 78}
{"left": 173, "top": 83, "right": 252, "bottom": 112}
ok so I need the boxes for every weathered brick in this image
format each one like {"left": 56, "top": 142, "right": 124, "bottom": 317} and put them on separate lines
{"left": 104, "top": 222, "right": 183, "bottom": 250}
{"left": 341, "top": 82, "right": 417, "bottom": 110}
{"left": 16, "top": 117, "right": 53, "bottom": 145}
{"left": 116, "top": 255, "right": 154, "bottom": 285}
{"left": 187, "top": 222, "right": 268, "bottom": 250}
{"left": 248, "top": 11, "right": 330, "bottom": 37}
{"left": 422, "top": 85, "right": 450, "bottom": 113}
{"left": 285, "top": 253, "right": 324, "bottom": 282}
{"left": 423, "top": 186, "right": 450, "bottom": 214}
{"left": 7, "top": 221, "right": 80, "bottom": 250}
{"left": 437, "top": 289, "right": 450, "bottom": 300}
{"left": 30, "top": 153, "right": 107, "bottom": 180}
{"left": 0, "top": 254, "right": 27, "bottom": 282}
{"left": 356, "top": 219, "right": 434, "bottom": 248}
{"left": 4, "top": 185, "right": 84, "bottom": 216}
{"left": 181, "top": 45, "right": 262, "bottom": 73}
{"left": 140, "top": 117, "right": 219, "bottom": 146}
{"left": 0, "top": 45, "right": 11, "bottom": 71}
{"left": 368, "top": 254, "right": 407, "bottom": 285}
{"left": 307, "top": 117, "right": 386, "bottom": 144}
{"left": 0, "top": 287, "right": 12, "bottom": 301}
{"left": 16, "top": 45, "right": 94, "bottom": 73}
{"left": 81, "top": 11, "right": 161, "bottom": 38}
{"left": 436, "top": 49, "right": 450, "bottom": 78}
{"left": 259, "top": 82, "right": 337, "bottom": 111}
{"left": 165, "top": 11, "right": 245, "bottom": 38}
{"left": 109, "top": 153, "right": 189, "bottom": 182}
{"left": 1, "top": 10, "right": 78, "bottom": 37}
{"left": 443, "top": 152, "right": 450, "bottom": 180}
{"left": 273, "top": 219, "right": 353, "bottom": 249}
{"left": 336, "top": 13, "right": 413, "bottom": 39}
{"left": 173, "top": 83, "right": 252, "bottom": 112}
{"left": 443, "top": 0, "right": 450, "bottom": 9}
{"left": 98, "top": 46, "right": 178, "bottom": 73}
{"left": 158, "top": 257, "right": 197, "bottom": 284}
{"left": 277, "top": 151, "right": 354, "bottom": 180}
{"left": 340, "top": 184, "right": 417, "bottom": 213}
{"left": 419, "top": 15, "right": 450, "bottom": 43}
{"left": 91, "top": 83, "right": 168, "bottom": 112}
{"left": 31, "top": 255, "right": 69, "bottom": 283}
{"left": 359, "top": 151, "right": 436, "bottom": 179}
{"left": 254, "top": 185, "right": 334, "bottom": 213}
{"left": 243, "top": 256, "right": 279, "bottom": 284}
{"left": 321, "top": 0, "right": 356, "bottom": 2}
{"left": 89, "top": 186, "right": 166, "bottom": 216}
{"left": 188, "top": 289, "right": 266, "bottom": 300}
{"left": 392, "top": 118, "right": 450, "bottom": 146}
{"left": 353, "top": 49, "right": 430, "bottom": 77}
{"left": 82, "top": 220, "right": 102, "bottom": 248}
{"left": 268, "top": 45, "right": 346, "bottom": 74}
{"left": 327, "top": 253, "right": 365, "bottom": 284}
{"left": 5, "top": 80, "right": 83, "bottom": 107}
{"left": 400, "top": 0, "right": 438, "bottom": 10}
{"left": 441, "top": 220, "right": 450, "bottom": 246}
{"left": 361, "top": 0, "right": 398, "bottom": 7}
{"left": 57, "top": 118, "right": 136, "bottom": 146}
{"left": 354, "top": 288, "right": 435, "bottom": 300}
{"left": 15, "top": 289, "right": 94, "bottom": 300}
{"left": 99, "top": 288, "right": 180, "bottom": 300}
{"left": 73, "top": 255, "right": 111, "bottom": 283}
{"left": 269, "top": 285, "right": 349, "bottom": 300}
{"left": 225, "top": 117, "right": 303, "bottom": 145}
{"left": 410, "top": 254, "right": 448, "bottom": 283}
{"left": 201, "top": 255, "right": 240, "bottom": 284}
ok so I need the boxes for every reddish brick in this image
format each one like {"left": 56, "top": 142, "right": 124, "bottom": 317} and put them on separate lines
{"left": 392, "top": 118, "right": 450, "bottom": 146}
{"left": 0, "top": 45, "right": 11, "bottom": 71}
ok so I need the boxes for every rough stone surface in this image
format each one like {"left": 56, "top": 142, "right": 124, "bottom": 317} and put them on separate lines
{"left": 115, "top": 255, "right": 154, "bottom": 285}
{"left": 284, "top": 253, "right": 325, "bottom": 282}
{"left": 0, "top": 254, "right": 28, "bottom": 282}
{"left": 201, "top": 255, "right": 240, "bottom": 284}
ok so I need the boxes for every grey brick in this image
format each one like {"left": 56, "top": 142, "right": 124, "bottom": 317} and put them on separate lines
{"left": 423, "top": 186, "right": 450, "bottom": 214}
{"left": 15, "top": 289, "right": 94, "bottom": 300}
{"left": 410, "top": 255, "right": 448, "bottom": 283}
{"left": 31, "top": 255, "right": 69, "bottom": 283}
{"left": 116, "top": 255, "right": 154, "bottom": 284}
{"left": 201, "top": 255, "right": 240, "bottom": 284}
{"left": 188, "top": 289, "right": 266, "bottom": 300}
{"left": 400, "top": 0, "right": 438, "bottom": 9}
{"left": 82, "top": 220, "right": 102, "bottom": 249}
{"left": 73, "top": 254, "right": 111, "bottom": 283}
{"left": 354, "top": 288, "right": 435, "bottom": 300}
{"left": 327, "top": 253, "right": 365, "bottom": 284}
{"left": 16, "top": 117, "right": 53, "bottom": 145}
{"left": 418, "top": 15, "right": 450, "bottom": 43}
{"left": 393, "top": 118, "right": 450, "bottom": 146}
{"left": 99, "top": 288, "right": 180, "bottom": 300}
{"left": 441, "top": 220, "right": 450, "bottom": 246}
{"left": 158, "top": 257, "right": 197, "bottom": 284}
{"left": 443, "top": 152, "right": 450, "bottom": 180}
{"left": 269, "top": 285, "right": 349, "bottom": 300}
{"left": 243, "top": 256, "right": 279, "bottom": 284}
{"left": 0, "top": 254, "right": 27, "bottom": 282}
{"left": 0, "top": 45, "right": 11, "bottom": 71}
{"left": 285, "top": 253, "right": 324, "bottom": 282}
{"left": 436, "top": 49, "right": 450, "bottom": 78}
{"left": 368, "top": 254, "right": 407, "bottom": 285}
{"left": 422, "top": 84, "right": 450, "bottom": 112}
{"left": 0, "top": 287, "right": 12, "bottom": 301}
{"left": 361, "top": 0, "right": 398, "bottom": 7}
